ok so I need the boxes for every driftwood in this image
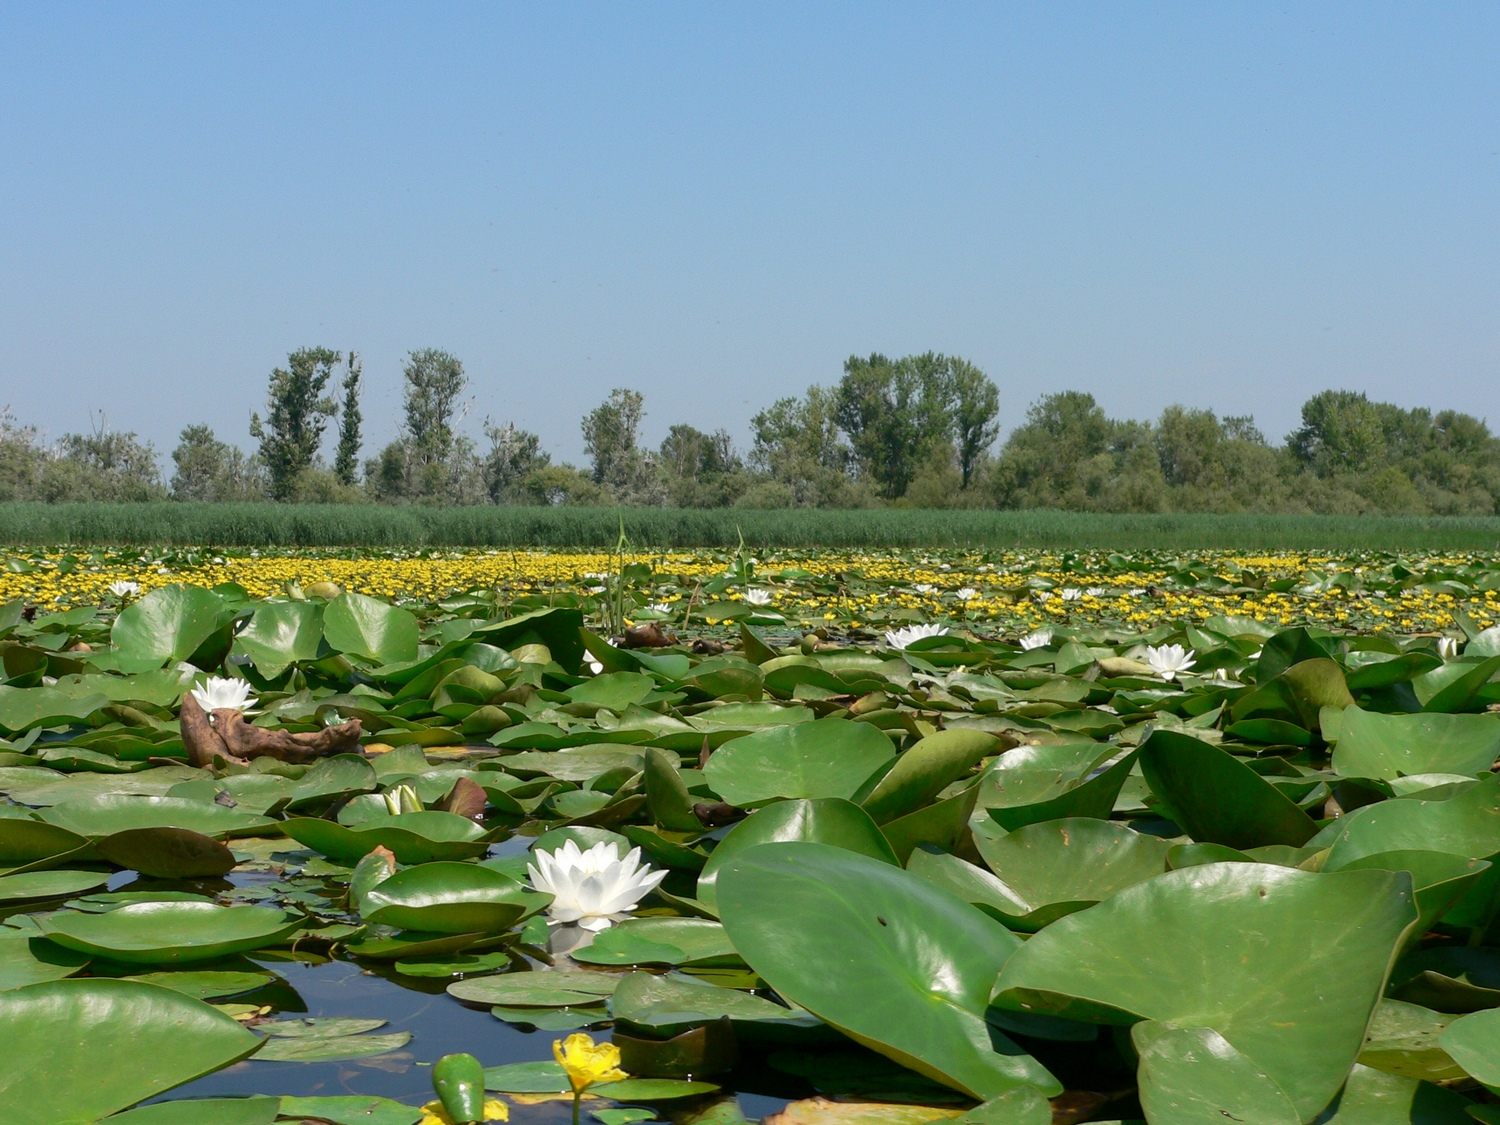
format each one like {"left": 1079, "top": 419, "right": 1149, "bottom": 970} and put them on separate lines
{"left": 181, "top": 693, "right": 363, "bottom": 769}
{"left": 623, "top": 622, "right": 676, "bottom": 649}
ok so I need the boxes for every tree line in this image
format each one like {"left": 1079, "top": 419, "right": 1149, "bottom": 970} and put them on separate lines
{"left": 2, "top": 348, "right": 1498, "bottom": 516}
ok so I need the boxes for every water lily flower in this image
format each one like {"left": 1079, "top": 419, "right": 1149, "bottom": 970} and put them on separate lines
{"left": 1061, "top": 588, "right": 1082, "bottom": 601}
{"left": 954, "top": 587, "right": 979, "bottom": 600}
{"left": 1034, "top": 591, "right": 1053, "bottom": 603}
{"left": 1085, "top": 587, "right": 1108, "bottom": 597}
{"left": 1018, "top": 630, "right": 1053, "bottom": 651}
{"left": 189, "top": 676, "right": 257, "bottom": 714}
{"left": 648, "top": 602, "right": 672, "bottom": 614}
{"left": 585, "top": 657, "right": 604, "bottom": 675}
{"left": 1144, "top": 643, "right": 1197, "bottom": 681}
{"left": 554, "top": 1033, "right": 628, "bottom": 1094}
{"left": 744, "top": 588, "right": 774, "bottom": 606}
{"left": 1439, "top": 636, "right": 1460, "bottom": 660}
{"left": 913, "top": 583, "right": 937, "bottom": 595}
{"left": 418, "top": 1098, "right": 509, "bottom": 1125}
{"left": 107, "top": 580, "right": 141, "bottom": 597}
{"left": 383, "top": 783, "right": 422, "bottom": 816}
{"left": 884, "top": 623, "right": 949, "bottom": 650}
{"left": 527, "top": 840, "right": 667, "bottom": 931}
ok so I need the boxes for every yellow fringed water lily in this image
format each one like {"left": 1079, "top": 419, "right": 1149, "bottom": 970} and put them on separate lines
{"left": 417, "top": 1097, "right": 509, "bottom": 1125}
{"left": 553, "top": 1033, "right": 628, "bottom": 1094}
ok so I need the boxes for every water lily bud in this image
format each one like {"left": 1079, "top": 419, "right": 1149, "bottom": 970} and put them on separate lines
{"left": 432, "top": 1052, "right": 486, "bottom": 1123}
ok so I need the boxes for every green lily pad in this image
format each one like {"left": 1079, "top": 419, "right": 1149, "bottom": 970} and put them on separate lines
{"left": 0, "top": 978, "right": 262, "bottom": 1121}
{"left": 483, "top": 1059, "right": 572, "bottom": 1093}
{"left": 1132, "top": 1021, "right": 1301, "bottom": 1125}
{"left": 1320, "top": 1065, "right": 1476, "bottom": 1124}
{"left": 1316, "top": 773, "right": 1500, "bottom": 867}
{"left": 592, "top": 1079, "right": 720, "bottom": 1101}
{"left": 572, "top": 918, "right": 739, "bottom": 967}
{"left": 0, "top": 868, "right": 110, "bottom": 903}
{"left": 696, "top": 798, "right": 898, "bottom": 910}
{"left": 40, "top": 794, "right": 275, "bottom": 839}
{"left": 323, "top": 592, "right": 420, "bottom": 665}
{"left": 0, "top": 931, "right": 90, "bottom": 990}
{"left": 94, "top": 826, "right": 239, "bottom": 878}
{"left": 717, "top": 842, "right": 1060, "bottom": 1101}
{"left": 232, "top": 599, "right": 325, "bottom": 673}
{"left": 281, "top": 811, "right": 490, "bottom": 864}
{"left": 1357, "top": 1000, "right": 1464, "bottom": 1083}
{"left": 101, "top": 1096, "right": 281, "bottom": 1125}
{"left": 860, "top": 729, "right": 1000, "bottom": 825}
{"left": 111, "top": 585, "right": 227, "bottom": 672}
{"left": 1331, "top": 706, "right": 1500, "bottom": 780}
{"left": 972, "top": 746, "right": 1138, "bottom": 833}
{"left": 361, "top": 861, "right": 547, "bottom": 934}
{"left": 255, "top": 1029, "right": 412, "bottom": 1062}
{"left": 966, "top": 818, "right": 1172, "bottom": 930}
{"left": 1138, "top": 730, "right": 1319, "bottom": 849}
{"left": 36, "top": 901, "right": 302, "bottom": 964}
{"left": 0, "top": 815, "right": 89, "bottom": 867}
{"left": 1439, "top": 1007, "right": 1500, "bottom": 1089}
{"left": 702, "top": 718, "right": 897, "bottom": 808}
{"left": 992, "top": 863, "right": 1418, "bottom": 1121}
{"left": 448, "top": 969, "right": 622, "bottom": 1008}
{"left": 277, "top": 1095, "right": 423, "bottom": 1125}
{"left": 610, "top": 970, "right": 811, "bottom": 1034}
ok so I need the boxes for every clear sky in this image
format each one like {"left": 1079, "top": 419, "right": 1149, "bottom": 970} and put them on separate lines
{"left": 2, "top": 3, "right": 1496, "bottom": 467}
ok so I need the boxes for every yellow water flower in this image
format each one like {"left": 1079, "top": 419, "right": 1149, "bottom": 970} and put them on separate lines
{"left": 553, "top": 1032, "right": 628, "bottom": 1093}
{"left": 418, "top": 1097, "right": 509, "bottom": 1124}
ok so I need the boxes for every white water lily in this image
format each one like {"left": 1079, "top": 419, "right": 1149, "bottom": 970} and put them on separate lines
{"left": 1061, "top": 588, "right": 1083, "bottom": 601}
{"left": 1144, "top": 644, "right": 1197, "bottom": 681}
{"left": 527, "top": 840, "right": 667, "bottom": 932}
{"left": 1085, "top": 587, "right": 1108, "bottom": 597}
{"left": 107, "top": 580, "right": 140, "bottom": 597}
{"left": 190, "top": 676, "right": 258, "bottom": 713}
{"left": 586, "top": 657, "right": 605, "bottom": 675}
{"left": 1018, "top": 629, "right": 1053, "bottom": 651}
{"left": 1034, "top": 591, "right": 1053, "bottom": 603}
{"left": 955, "top": 587, "right": 979, "bottom": 600}
{"left": 884, "top": 623, "right": 949, "bottom": 650}
{"left": 743, "top": 588, "right": 774, "bottom": 606}
{"left": 1438, "top": 636, "right": 1460, "bottom": 660}
{"left": 913, "top": 583, "right": 937, "bottom": 595}
{"left": 648, "top": 602, "right": 673, "bottom": 614}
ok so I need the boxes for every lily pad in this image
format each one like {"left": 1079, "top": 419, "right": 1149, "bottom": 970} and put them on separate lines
{"left": 101, "top": 1097, "right": 281, "bottom": 1125}
{"left": 967, "top": 818, "right": 1172, "bottom": 930}
{"left": 0, "top": 869, "right": 110, "bottom": 903}
{"left": 1138, "top": 730, "right": 1318, "bottom": 849}
{"left": 36, "top": 901, "right": 302, "bottom": 964}
{"left": 0, "top": 931, "right": 90, "bottom": 990}
{"left": 0, "top": 978, "right": 262, "bottom": 1121}
{"left": 448, "top": 968, "right": 623, "bottom": 1008}
{"left": 697, "top": 798, "right": 898, "bottom": 910}
{"left": 1439, "top": 1006, "right": 1500, "bottom": 1089}
{"left": 572, "top": 918, "right": 740, "bottom": 967}
{"left": 992, "top": 862, "right": 1417, "bottom": 1121}
{"left": 40, "top": 794, "right": 275, "bottom": 840}
{"left": 702, "top": 718, "right": 897, "bottom": 808}
{"left": 1331, "top": 706, "right": 1500, "bottom": 780}
{"left": 361, "top": 861, "right": 548, "bottom": 934}
{"left": 717, "top": 841, "right": 1060, "bottom": 1100}
{"left": 281, "top": 810, "right": 491, "bottom": 864}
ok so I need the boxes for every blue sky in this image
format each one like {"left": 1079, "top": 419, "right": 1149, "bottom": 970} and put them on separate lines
{"left": 2, "top": 3, "right": 1496, "bottom": 466}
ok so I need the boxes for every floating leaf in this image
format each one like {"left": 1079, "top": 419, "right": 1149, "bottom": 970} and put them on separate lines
{"left": 0, "top": 978, "right": 261, "bottom": 1122}
{"left": 992, "top": 863, "right": 1417, "bottom": 1121}
{"left": 36, "top": 901, "right": 301, "bottom": 964}
{"left": 717, "top": 842, "right": 1060, "bottom": 1100}
{"left": 702, "top": 719, "right": 897, "bottom": 808}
